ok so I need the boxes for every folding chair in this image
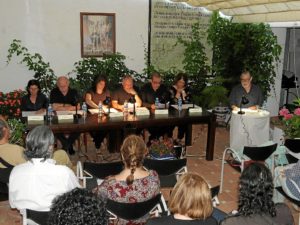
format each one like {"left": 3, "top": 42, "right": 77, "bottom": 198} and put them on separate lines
{"left": 143, "top": 158, "right": 187, "bottom": 188}
{"left": 285, "top": 139, "right": 300, "bottom": 164}
{"left": 0, "top": 157, "right": 14, "bottom": 201}
{"left": 220, "top": 143, "right": 277, "bottom": 193}
{"left": 77, "top": 160, "right": 123, "bottom": 188}
{"left": 21, "top": 209, "right": 50, "bottom": 225}
{"left": 106, "top": 193, "right": 167, "bottom": 223}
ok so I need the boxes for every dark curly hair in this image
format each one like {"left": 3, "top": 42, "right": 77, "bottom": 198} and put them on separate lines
{"left": 238, "top": 162, "right": 276, "bottom": 217}
{"left": 48, "top": 188, "right": 108, "bottom": 225}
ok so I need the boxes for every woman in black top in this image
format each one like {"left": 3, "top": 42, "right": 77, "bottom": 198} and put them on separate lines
{"left": 146, "top": 173, "right": 218, "bottom": 225}
{"left": 169, "top": 73, "right": 191, "bottom": 142}
{"left": 21, "top": 79, "right": 48, "bottom": 113}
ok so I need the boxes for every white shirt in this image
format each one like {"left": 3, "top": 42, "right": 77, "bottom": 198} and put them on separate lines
{"left": 9, "top": 158, "right": 80, "bottom": 211}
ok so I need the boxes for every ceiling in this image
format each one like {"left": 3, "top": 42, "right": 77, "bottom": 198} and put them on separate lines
{"left": 170, "top": 0, "right": 300, "bottom": 23}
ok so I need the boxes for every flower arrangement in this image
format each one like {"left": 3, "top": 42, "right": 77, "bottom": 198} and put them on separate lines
{"left": 279, "top": 98, "right": 300, "bottom": 139}
{"left": 0, "top": 89, "right": 25, "bottom": 119}
{"left": 148, "top": 137, "right": 175, "bottom": 159}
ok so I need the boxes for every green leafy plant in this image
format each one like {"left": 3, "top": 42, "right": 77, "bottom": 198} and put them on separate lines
{"left": 207, "top": 12, "right": 282, "bottom": 99}
{"left": 71, "top": 53, "right": 146, "bottom": 97}
{"left": 7, "top": 118, "right": 26, "bottom": 146}
{"left": 6, "top": 39, "right": 56, "bottom": 95}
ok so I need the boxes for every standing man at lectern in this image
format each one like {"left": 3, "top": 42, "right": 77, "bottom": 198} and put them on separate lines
{"left": 229, "top": 70, "right": 263, "bottom": 111}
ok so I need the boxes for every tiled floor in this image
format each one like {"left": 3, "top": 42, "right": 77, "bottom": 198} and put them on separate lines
{"left": 0, "top": 125, "right": 298, "bottom": 224}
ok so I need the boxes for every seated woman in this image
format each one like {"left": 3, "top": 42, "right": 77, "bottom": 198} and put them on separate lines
{"left": 48, "top": 188, "right": 107, "bottom": 225}
{"left": 93, "top": 134, "right": 160, "bottom": 225}
{"left": 169, "top": 73, "right": 191, "bottom": 143}
{"left": 274, "top": 159, "right": 300, "bottom": 203}
{"left": 220, "top": 162, "right": 294, "bottom": 225}
{"left": 21, "top": 79, "right": 48, "bottom": 113}
{"left": 9, "top": 125, "right": 80, "bottom": 212}
{"left": 85, "top": 75, "right": 110, "bottom": 152}
{"left": 146, "top": 172, "right": 218, "bottom": 225}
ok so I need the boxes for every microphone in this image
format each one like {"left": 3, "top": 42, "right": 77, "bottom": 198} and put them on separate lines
{"left": 104, "top": 96, "right": 111, "bottom": 114}
{"left": 129, "top": 95, "right": 136, "bottom": 115}
{"left": 73, "top": 95, "right": 81, "bottom": 122}
{"left": 238, "top": 95, "right": 249, "bottom": 115}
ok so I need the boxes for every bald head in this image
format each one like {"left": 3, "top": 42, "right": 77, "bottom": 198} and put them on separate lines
{"left": 57, "top": 76, "right": 69, "bottom": 95}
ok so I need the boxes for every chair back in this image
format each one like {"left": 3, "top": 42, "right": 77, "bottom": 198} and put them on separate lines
{"left": 106, "top": 194, "right": 161, "bottom": 220}
{"left": 243, "top": 143, "right": 277, "bottom": 161}
{"left": 83, "top": 161, "right": 123, "bottom": 179}
{"left": 285, "top": 139, "right": 300, "bottom": 164}
{"left": 143, "top": 158, "right": 187, "bottom": 176}
{"left": 24, "top": 209, "right": 50, "bottom": 225}
{"left": 0, "top": 157, "right": 14, "bottom": 200}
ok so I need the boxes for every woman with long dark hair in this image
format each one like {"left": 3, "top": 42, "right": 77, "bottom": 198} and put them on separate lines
{"left": 220, "top": 162, "right": 294, "bottom": 225}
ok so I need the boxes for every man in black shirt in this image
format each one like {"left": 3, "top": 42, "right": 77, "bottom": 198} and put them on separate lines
{"left": 111, "top": 75, "right": 142, "bottom": 111}
{"left": 140, "top": 72, "right": 172, "bottom": 142}
{"left": 229, "top": 70, "right": 263, "bottom": 111}
{"left": 141, "top": 72, "right": 170, "bottom": 109}
{"left": 50, "top": 76, "right": 80, "bottom": 155}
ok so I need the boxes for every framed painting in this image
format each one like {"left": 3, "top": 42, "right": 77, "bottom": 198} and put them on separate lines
{"left": 80, "top": 12, "right": 116, "bottom": 57}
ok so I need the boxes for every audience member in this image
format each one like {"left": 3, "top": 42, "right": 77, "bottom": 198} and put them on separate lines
{"left": 220, "top": 162, "right": 294, "bottom": 225}
{"left": 0, "top": 118, "right": 26, "bottom": 168}
{"left": 169, "top": 73, "right": 191, "bottom": 142}
{"left": 48, "top": 188, "right": 107, "bottom": 225}
{"left": 146, "top": 172, "right": 218, "bottom": 225}
{"left": 94, "top": 134, "right": 160, "bottom": 225}
{"left": 85, "top": 75, "right": 110, "bottom": 151}
{"left": 229, "top": 70, "right": 263, "bottom": 111}
{"left": 111, "top": 75, "right": 142, "bottom": 111}
{"left": 21, "top": 79, "right": 48, "bottom": 113}
{"left": 50, "top": 76, "right": 80, "bottom": 154}
{"left": 274, "top": 159, "right": 300, "bottom": 203}
{"left": 9, "top": 125, "right": 80, "bottom": 212}
{"left": 141, "top": 72, "right": 172, "bottom": 141}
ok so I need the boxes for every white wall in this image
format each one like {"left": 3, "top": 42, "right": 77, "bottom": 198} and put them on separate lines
{"left": 266, "top": 27, "right": 286, "bottom": 116}
{"left": 0, "top": 0, "right": 149, "bottom": 92}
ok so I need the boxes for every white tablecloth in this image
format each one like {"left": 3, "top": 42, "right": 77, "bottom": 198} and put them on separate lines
{"left": 230, "top": 109, "right": 270, "bottom": 150}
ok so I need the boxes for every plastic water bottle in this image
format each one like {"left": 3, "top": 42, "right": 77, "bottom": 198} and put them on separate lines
{"left": 82, "top": 102, "right": 87, "bottom": 120}
{"left": 98, "top": 101, "right": 103, "bottom": 117}
{"left": 47, "top": 104, "right": 53, "bottom": 121}
{"left": 178, "top": 97, "right": 182, "bottom": 111}
{"left": 155, "top": 97, "right": 159, "bottom": 108}
{"left": 123, "top": 100, "right": 128, "bottom": 114}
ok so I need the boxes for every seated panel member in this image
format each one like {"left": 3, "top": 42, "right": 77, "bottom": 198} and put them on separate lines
{"left": 141, "top": 72, "right": 172, "bottom": 141}
{"left": 50, "top": 76, "right": 80, "bottom": 155}
{"left": 169, "top": 73, "right": 191, "bottom": 142}
{"left": 229, "top": 70, "right": 263, "bottom": 111}
{"left": 111, "top": 75, "right": 142, "bottom": 111}
{"left": 21, "top": 79, "right": 48, "bottom": 113}
{"left": 85, "top": 75, "right": 110, "bottom": 151}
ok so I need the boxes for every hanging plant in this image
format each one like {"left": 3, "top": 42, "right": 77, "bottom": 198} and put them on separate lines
{"left": 6, "top": 39, "right": 56, "bottom": 95}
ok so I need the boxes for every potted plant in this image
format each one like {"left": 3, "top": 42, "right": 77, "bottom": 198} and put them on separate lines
{"left": 148, "top": 137, "right": 179, "bottom": 159}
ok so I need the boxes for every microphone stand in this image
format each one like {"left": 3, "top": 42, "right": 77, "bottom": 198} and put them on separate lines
{"left": 73, "top": 97, "right": 81, "bottom": 123}
{"left": 238, "top": 96, "right": 249, "bottom": 115}
{"left": 129, "top": 95, "right": 136, "bottom": 116}
{"left": 105, "top": 96, "right": 111, "bottom": 115}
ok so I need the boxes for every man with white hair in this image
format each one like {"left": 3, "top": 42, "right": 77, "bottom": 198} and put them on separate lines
{"left": 50, "top": 76, "right": 80, "bottom": 155}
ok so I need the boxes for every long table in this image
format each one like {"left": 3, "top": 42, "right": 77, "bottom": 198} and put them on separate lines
{"left": 25, "top": 109, "right": 216, "bottom": 160}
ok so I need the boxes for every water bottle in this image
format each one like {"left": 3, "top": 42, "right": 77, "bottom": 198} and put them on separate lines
{"left": 178, "top": 97, "right": 182, "bottom": 111}
{"left": 98, "top": 101, "right": 103, "bottom": 117}
{"left": 123, "top": 100, "right": 128, "bottom": 114}
{"left": 155, "top": 97, "right": 159, "bottom": 108}
{"left": 82, "top": 102, "right": 87, "bottom": 120}
{"left": 47, "top": 104, "right": 53, "bottom": 121}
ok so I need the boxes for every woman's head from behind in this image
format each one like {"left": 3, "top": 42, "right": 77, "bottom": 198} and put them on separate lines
{"left": 120, "top": 135, "right": 147, "bottom": 185}
{"left": 24, "top": 125, "right": 54, "bottom": 160}
{"left": 169, "top": 172, "right": 213, "bottom": 219}
{"left": 48, "top": 188, "right": 107, "bottom": 225}
{"left": 238, "top": 162, "right": 276, "bottom": 217}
